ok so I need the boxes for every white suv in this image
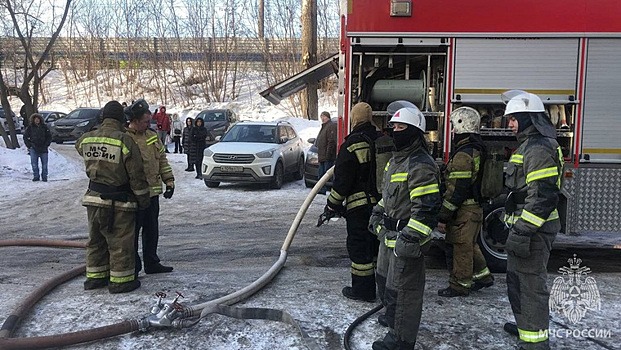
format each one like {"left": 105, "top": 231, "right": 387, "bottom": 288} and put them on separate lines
{"left": 201, "top": 121, "right": 305, "bottom": 189}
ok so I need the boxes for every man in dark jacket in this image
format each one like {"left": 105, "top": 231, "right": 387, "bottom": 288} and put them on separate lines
{"left": 23, "top": 113, "right": 52, "bottom": 182}
{"left": 315, "top": 111, "right": 337, "bottom": 194}
{"left": 191, "top": 118, "right": 208, "bottom": 179}
{"left": 326, "top": 102, "right": 380, "bottom": 302}
{"left": 501, "top": 90, "right": 563, "bottom": 350}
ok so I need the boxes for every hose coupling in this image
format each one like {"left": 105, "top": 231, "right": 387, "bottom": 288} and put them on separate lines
{"left": 141, "top": 291, "right": 186, "bottom": 329}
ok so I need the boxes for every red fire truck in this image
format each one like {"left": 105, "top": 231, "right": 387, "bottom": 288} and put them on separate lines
{"left": 261, "top": 0, "right": 621, "bottom": 270}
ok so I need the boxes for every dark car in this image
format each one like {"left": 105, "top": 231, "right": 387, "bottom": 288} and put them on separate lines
{"left": 50, "top": 107, "right": 102, "bottom": 143}
{"left": 195, "top": 109, "right": 239, "bottom": 143}
{"left": 303, "top": 138, "right": 334, "bottom": 189}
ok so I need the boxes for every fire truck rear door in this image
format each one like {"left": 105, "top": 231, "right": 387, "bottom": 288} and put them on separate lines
{"left": 452, "top": 38, "right": 579, "bottom": 103}
{"left": 259, "top": 53, "right": 338, "bottom": 105}
{"left": 581, "top": 38, "right": 621, "bottom": 162}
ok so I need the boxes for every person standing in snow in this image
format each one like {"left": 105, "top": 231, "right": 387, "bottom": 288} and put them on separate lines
{"left": 182, "top": 117, "right": 194, "bottom": 171}
{"left": 125, "top": 99, "right": 175, "bottom": 276}
{"left": 75, "top": 100, "right": 150, "bottom": 294}
{"left": 325, "top": 102, "right": 380, "bottom": 302}
{"left": 171, "top": 113, "right": 183, "bottom": 153}
{"left": 315, "top": 111, "right": 337, "bottom": 195}
{"left": 369, "top": 105, "right": 441, "bottom": 350}
{"left": 190, "top": 117, "right": 208, "bottom": 179}
{"left": 23, "top": 113, "right": 52, "bottom": 182}
{"left": 152, "top": 105, "right": 171, "bottom": 153}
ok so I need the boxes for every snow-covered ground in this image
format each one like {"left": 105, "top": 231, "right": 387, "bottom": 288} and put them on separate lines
{"left": 0, "top": 72, "right": 619, "bottom": 349}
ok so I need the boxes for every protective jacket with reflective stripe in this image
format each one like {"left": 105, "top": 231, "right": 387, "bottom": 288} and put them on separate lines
{"left": 328, "top": 122, "right": 379, "bottom": 213}
{"left": 504, "top": 126, "right": 562, "bottom": 235}
{"left": 126, "top": 128, "right": 175, "bottom": 197}
{"left": 438, "top": 136, "right": 483, "bottom": 223}
{"left": 373, "top": 139, "right": 441, "bottom": 243}
{"left": 76, "top": 119, "right": 150, "bottom": 210}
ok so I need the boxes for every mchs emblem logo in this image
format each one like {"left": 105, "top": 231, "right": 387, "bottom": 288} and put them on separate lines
{"left": 550, "top": 254, "right": 601, "bottom": 324}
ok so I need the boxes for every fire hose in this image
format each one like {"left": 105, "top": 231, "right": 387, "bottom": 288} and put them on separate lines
{"left": 0, "top": 168, "right": 335, "bottom": 350}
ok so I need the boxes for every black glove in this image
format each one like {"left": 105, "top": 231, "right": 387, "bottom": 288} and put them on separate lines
{"left": 317, "top": 204, "right": 341, "bottom": 227}
{"left": 163, "top": 185, "right": 174, "bottom": 199}
{"left": 505, "top": 230, "right": 531, "bottom": 258}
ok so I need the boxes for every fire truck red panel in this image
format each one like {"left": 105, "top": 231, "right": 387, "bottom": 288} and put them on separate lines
{"left": 346, "top": 0, "right": 621, "bottom": 34}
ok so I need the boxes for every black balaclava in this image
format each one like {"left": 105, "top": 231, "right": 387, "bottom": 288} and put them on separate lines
{"left": 393, "top": 125, "right": 422, "bottom": 151}
{"left": 512, "top": 112, "right": 533, "bottom": 133}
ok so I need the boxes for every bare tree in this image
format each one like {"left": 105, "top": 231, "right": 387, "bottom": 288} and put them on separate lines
{"left": 301, "top": 0, "right": 317, "bottom": 120}
{"left": 0, "top": 0, "right": 72, "bottom": 149}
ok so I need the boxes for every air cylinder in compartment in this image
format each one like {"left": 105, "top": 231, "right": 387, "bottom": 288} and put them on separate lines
{"left": 369, "top": 79, "right": 426, "bottom": 107}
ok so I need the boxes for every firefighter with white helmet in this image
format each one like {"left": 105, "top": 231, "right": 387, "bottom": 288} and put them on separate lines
{"left": 501, "top": 90, "right": 563, "bottom": 350}
{"left": 369, "top": 102, "right": 441, "bottom": 350}
{"left": 436, "top": 106, "right": 494, "bottom": 297}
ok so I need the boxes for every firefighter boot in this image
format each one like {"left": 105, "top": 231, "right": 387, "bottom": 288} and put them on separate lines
{"left": 437, "top": 286, "right": 469, "bottom": 297}
{"left": 503, "top": 322, "right": 519, "bottom": 337}
{"left": 342, "top": 287, "right": 376, "bottom": 302}
{"left": 378, "top": 313, "right": 389, "bottom": 327}
{"left": 372, "top": 331, "right": 398, "bottom": 350}
{"left": 343, "top": 274, "right": 376, "bottom": 302}
{"left": 472, "top": 274, "right": 495, "bottom": 291}
{"left": 84, "top": 278, "right": 108, "bottom": 290}
{"left": 109, "top": 279, "right": 141, "bottom": 294}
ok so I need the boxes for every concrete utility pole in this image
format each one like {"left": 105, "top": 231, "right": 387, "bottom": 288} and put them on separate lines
{"left": 258, "top": 0, "right": 265, "bottom": 39}
{"left": 301, "top": 0, "right": 318, "bottom": 120}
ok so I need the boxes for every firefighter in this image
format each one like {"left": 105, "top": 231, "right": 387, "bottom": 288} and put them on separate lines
{"left": 501, "top": 90, "right": 563, "bottom": 350}
{"left": 437, "top": 107, "right": 494, "bottom": 297}
{"left": 325, "top": 102, "right": 380, "bottom": 302}
{"left": 370, "top": 106, "right": 441, "bottom": 350}
{"left": 125, "top": 100, "right": 175, "bottom": 276}
{"left": 76, "top": 101, "right": 150, "bottom": 294}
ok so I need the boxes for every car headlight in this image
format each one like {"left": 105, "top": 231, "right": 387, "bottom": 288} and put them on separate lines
{"left": 307, "top": 150, "right": 319, "bottom": 164}
{"left": 256, "top": 149, "right": 275, "bottom": 158}
{"left": 76, "top": 121, "right": 89, "bottom": 127}
{"left": 204, "top": 148, "right": 214, "bottom": 157}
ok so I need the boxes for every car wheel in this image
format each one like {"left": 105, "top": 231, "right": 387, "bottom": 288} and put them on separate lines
{"left": 477, "top": 197, "right": 509, "bottom": 273}
{"left": 270, "top": 161, "right": 284, "bottom": 189}
{"left": 293, "top": 156, "right": 304, "bottom": 180}
{"left": 204, "top": 180, "right": 220, "bottom": 188}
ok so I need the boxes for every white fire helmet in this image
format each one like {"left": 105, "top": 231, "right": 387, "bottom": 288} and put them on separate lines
{"left": 450, "top": 106, "right": 481, "bottom": 134}
{"left": 389, "top": 106, "right": 426, "bottom": 132}
{"left": 501, "top": 89, "right": 545, "bottom": 116}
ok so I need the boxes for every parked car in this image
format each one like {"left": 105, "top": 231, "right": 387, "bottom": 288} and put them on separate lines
{"left": 50, "top": 107, "right": 102, "bottom": 143}
{"left": 40, "top": 111, "right": 68, "bottom": 125}
{"left": 303, "top": 138, "right": 335, "bottom": 189}
{"left": 201, "top": 121, "right": 305, "bottom": 189}
{"left": 195, "top": 109, "right": 239, "bottom": 143}
{"left": 0, "top": 107, "right": 23, "bottom": 133}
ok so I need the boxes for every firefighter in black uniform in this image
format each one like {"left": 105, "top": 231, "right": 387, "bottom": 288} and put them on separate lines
{"left": 501, "top": 90, "right": 563, "bottom": 350}
{"left": 325, "top": 102, "right": 380, "bottom": 302}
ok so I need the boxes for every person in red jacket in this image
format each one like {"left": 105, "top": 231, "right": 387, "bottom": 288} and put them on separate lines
{"left": 152, "top": 105, "right": 171, "bottom": 153}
